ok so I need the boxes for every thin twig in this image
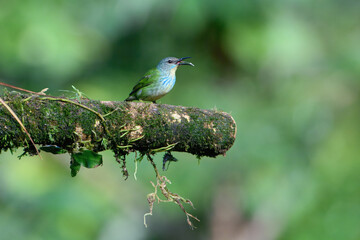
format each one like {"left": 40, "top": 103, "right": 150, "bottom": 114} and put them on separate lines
{"left": 39, "top": 97, "right": 105, "bottom": 122}
{"left": 0, "top": 81, "right": 47, "bottom": 96}
{"left": 0, "top": 97, "right": 42, "bottom": 159}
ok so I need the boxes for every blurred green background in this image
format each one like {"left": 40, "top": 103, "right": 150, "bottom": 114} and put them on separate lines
{"left": 1, "top": 0, "right": 360, "bottom": 239}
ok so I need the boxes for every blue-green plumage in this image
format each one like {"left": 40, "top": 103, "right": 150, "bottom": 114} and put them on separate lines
{"left": 125, "top": 57, "right": 194, "bottom": 103}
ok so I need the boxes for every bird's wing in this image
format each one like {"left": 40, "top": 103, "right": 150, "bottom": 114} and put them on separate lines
{"left": 129, "top": 69, "right": 159, "bottom": 96}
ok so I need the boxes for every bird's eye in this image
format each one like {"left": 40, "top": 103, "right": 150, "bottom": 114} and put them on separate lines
{"left": 167, "top": 60, "right": 172, "bottom": 63}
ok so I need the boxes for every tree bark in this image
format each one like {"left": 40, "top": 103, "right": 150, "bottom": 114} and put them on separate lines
{"left": 0, "top": 92, "right": 236, "bottom": 157}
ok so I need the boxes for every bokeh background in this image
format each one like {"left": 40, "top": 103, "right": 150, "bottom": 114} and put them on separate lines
{"left": 1, "top": 0, "right": 360, "bottom": 239}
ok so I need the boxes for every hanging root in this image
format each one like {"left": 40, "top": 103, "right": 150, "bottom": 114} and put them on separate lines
{"left": 115, "top": 155, "right": 129, "bottom": 180}
{"left": 144, "top": 154, "right": 200, "bottom": 229}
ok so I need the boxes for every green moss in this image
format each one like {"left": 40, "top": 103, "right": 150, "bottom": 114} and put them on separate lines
{"left": 79, "top": 111, "right": 97, "bottom": 135}
{"left": 1, "top": 92, "right": 235, "bottom": 159}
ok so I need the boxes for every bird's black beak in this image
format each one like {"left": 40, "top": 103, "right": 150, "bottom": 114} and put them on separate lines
{"left": 177, "top": 57, "right": 194, "bottom": 66}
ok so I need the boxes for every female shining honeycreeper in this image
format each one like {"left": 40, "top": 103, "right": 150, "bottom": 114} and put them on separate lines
{"left": 125, "top": 57, "right": 194, "bottom": 103}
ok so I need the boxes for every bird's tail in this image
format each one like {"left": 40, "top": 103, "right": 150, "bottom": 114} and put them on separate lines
{"left": 125, "top": 96, "right": 136, "bottom": 102}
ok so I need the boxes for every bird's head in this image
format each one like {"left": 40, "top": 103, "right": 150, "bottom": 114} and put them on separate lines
{"left": 157, "top": 57, "right": 194, "bottom": 73}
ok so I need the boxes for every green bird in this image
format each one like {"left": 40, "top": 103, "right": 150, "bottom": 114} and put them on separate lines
{"left": 125, "top": 57, "right": 194, "bottom": 103}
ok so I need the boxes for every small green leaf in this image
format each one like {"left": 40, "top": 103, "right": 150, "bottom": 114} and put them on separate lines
{"left": 101, "top": 138, "right": 108, "bottom": 149}
{"left": 70, "top": 159, "right": 81, "bottom": 177}
{"left": 40, "top": 145, "right": 67, "bottom": 154}
{"left": 162, "top": 152, "right": 178, "bottom": 171}
{"left": 72, "top": 150, "right": 103, "bottom": 168}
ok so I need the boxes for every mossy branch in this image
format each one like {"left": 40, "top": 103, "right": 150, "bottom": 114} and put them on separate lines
{"left": 0, "top": 90, "right": 237, "bottom": 228}
{"left": 0, "top": 92, "right": 236, "bottom": 157}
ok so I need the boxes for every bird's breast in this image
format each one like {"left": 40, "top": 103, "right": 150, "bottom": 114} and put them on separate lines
{"left": 159, "top": 75, "right": 176, "bottom": 92}
{"left": 139, "top": 74, "right": 176, "bottom": 101}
